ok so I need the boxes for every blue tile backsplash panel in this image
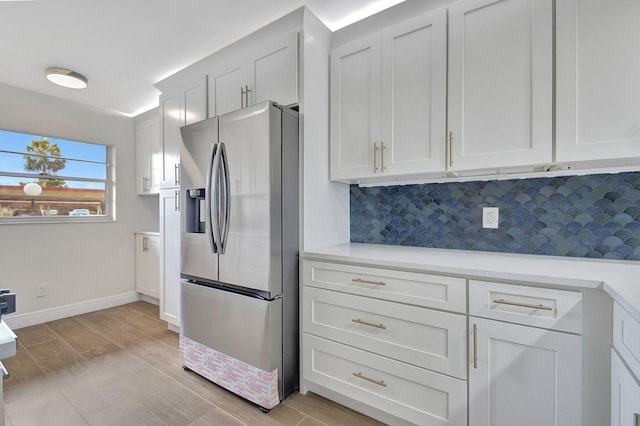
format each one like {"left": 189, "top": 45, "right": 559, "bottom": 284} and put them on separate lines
{"left": 350, "top": 172, "right": 640, "bottom": 260}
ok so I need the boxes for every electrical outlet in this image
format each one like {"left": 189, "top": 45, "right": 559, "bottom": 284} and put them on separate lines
{"left": 36, "top": 283, "right": 47, "bottom": 297}
{"left": 482, "top": 207, "right": 499, "bottom": 229}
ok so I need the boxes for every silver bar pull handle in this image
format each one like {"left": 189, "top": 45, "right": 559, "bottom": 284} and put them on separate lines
{"left": 493, "top": 299, "right": 553, "bottom": 311}
{"left": 142, "top": 176, "right": 150, "bottom": 192}
{"left": 473, "top": 323, "right": 478, "bottom": 369}
{"left": 352, "top": 372, "right": 387, "bottom": 387}
{"left": 352, "top": 278, "right": 386, "bottom": 286}
{"left": 208, "top": 143, "right": 223, "bottom": 253}
{"left": 240, "top": 86, "right": 244, "bottom": 108}
{"left": 352, "top": 318, "right": 386, "bottom": 330}
{"left": 218, "top": 142, "right": 231, "bottom": 254}
{"left": 244, "top": 85, "right": 251, "bottom": 108}
{"left": 373, "top": 142, "right": 378, "bottom": 173}
{"left": 174, "top": 190, "right": 180, "bottom": 212}
{"left": 380, "top": 141, "right": 385, "bottom": 172}
{"left": 449, "top": 131, "right": 453, "bottom": 167}
{"left": 142, "top": 236, "right": 148, "bottom": 252}
{"left": 174, "top": 163, "right": 180, "bottom": 186}
{"left": 205, "top": 144, "right": 219, "bottom": 253}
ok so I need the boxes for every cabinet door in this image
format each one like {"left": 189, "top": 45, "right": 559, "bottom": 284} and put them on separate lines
{"left": 611, "top": 349, "right": 640, "bottom": 426}
{"left": 330, "top": 34, "right": 381, "bottom": 181}
{"left": 251, "top": 32, "right": 298, "bottom": 107}
{"left": 160, "top": 190, "right": 181, "bottom": 327}
{"left": 136, "top": 117, "right": 160, "bottom": 195}
{"left": 469, "top": 317, "right": 582, "bottom": 426}
{"left": 208, "top": 61, "right": 248, "bottom": 117}
{"left": 556, "top": 0, "right": 640, "bottom": 162}
{"left": 448, "top": 0, "right": 553, "bottom": 171}
{"left": 381, "top": 8, "right": 447, "bottom": 175}
{"left": 135, "top": 234, "right": 160, "bottom": 298}
{"left": 184, "top": 75, "right": 207, "bottom": 126}
{"left": 160, "top": 94, "right": 182, "bottom": 189}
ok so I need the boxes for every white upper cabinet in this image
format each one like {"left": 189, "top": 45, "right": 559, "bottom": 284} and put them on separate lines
{"left": 381, "top": 10, "right": 447, "bottom": 176}
{"left": 556, "top": 0, "right": 640, "bottom": 162}
{"left": 330, "top": 34, "right": 381, "bottom": 181}
{"left": 330, "top": 8, "right": 447, "bottom": 182}
{"left": 208, "top": 32, "right": 298, "bottom": 118}
{"left": 135, "top": 115, "right": 160, "bottom": 195}
{"left": 159, "top": 75, "right": 207, "bottom": 189}
{"left": 448, "top": 0, "right": 553, "bottom": 171}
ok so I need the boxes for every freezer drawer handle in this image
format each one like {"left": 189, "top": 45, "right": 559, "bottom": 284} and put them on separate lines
{"left": 0, "top": 361, "right": 9, "bottom": 379}
{"left": 493, "top": 298, "right": 553, "bottom": 311}
{"left": 352, "top": 318, "right": 386, "bottom": 330}
{"left": 352, "top": 372, "right": 387, "bottom": 387}
{"left": 351, "top": 278, "right": 386, "bottom": 286}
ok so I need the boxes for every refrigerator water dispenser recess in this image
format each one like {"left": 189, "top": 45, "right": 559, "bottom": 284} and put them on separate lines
{"left": 186, "top": 188, "right": 206, "bottom": 233}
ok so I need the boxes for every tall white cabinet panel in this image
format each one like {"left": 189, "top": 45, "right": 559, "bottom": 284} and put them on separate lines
{"left": 330, "top": 34, "right": 381, "bottom": 181}
{"left": 469, "top": 317, "right": 582, "bottom": 426}
{"left": 135, "top": 233, "right": 160, "bottom": 298}
{"left": 159, "top": 189, "right": 181, "bottom": 327}
{"left": 556, "top": 0, "right": 640, "bottom": 162}
{"left": 448, "top": 0, "right": 553, "bottom": 171}
{"left": 135, "top": 116, "right": 160, "bottom": 195}
{"left": 380, "top": 9, "right": 447, "bottom": 176}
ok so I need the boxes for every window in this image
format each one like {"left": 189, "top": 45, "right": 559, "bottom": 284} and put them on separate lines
{"left": 0, "top": 129, "right": 113, "bottom": 221}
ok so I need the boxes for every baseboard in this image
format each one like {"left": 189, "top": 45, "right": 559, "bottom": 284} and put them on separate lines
{"left": 139, "top": 294, "right": 159, "bottom": 306}
{"left": 3, "top": 292, "right": 141, "bottom": 330}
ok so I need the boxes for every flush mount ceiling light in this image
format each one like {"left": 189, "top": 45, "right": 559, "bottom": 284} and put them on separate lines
{"left": 45, "top": 67, "right": 88, "bottom": 89}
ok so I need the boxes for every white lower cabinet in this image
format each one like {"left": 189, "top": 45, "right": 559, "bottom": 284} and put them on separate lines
{"left": 135, "top": 233, "right": 160, "bottom": 298}
{"left": 468, "top": 317, "right": 582, "bottom": 426}
{"left": 302, "top": 260, "right": 467, "bottom": 425}
{"left": 612, "top": 302, "right": 640, "bottom": 426}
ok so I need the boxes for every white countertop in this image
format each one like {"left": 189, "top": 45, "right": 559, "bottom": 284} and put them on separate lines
{"left": 302, "top": 243, "right": 640, "bottom": 321}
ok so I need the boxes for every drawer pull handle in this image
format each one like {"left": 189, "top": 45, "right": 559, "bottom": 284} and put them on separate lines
{"left": 353, "top": 372, "right": 387, "bottom": 387}
{"left": 352, "top": 318, "right": 386, "bottom": 330}
{"left": 352, "top": 278, "right": 386, "bottom": 286}
{"left": 493, "top": 299, "right": 553, "bottom": 311}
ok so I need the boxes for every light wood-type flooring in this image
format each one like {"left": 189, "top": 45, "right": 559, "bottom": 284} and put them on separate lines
{"left": 3, "top": 301, "right": 383, "bottom": 426}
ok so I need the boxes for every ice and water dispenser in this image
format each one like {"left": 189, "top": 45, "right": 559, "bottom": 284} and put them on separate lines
{"left": 185, "top": 188, "right": 206, "bottom": 233}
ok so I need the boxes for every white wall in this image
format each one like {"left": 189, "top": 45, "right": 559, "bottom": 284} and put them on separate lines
{"left": 0, "top": 83, "right": 158, "bottom": 327}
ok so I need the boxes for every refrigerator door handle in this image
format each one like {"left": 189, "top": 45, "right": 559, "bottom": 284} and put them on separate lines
{"left": 205, "top": 143, "right": 222, "bottom": 253}
{"left": 218, "top": 142, "right": 231, "bottom": 254}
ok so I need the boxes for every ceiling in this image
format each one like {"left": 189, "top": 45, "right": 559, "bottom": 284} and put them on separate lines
{"left": 0, "top": 0, "right": 405, "bottom": 117}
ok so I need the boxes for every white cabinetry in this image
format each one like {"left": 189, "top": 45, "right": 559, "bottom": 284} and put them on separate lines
{"left": 611, "top": 302, "right": 640, "bottom": 426}
{"left": 556, "top": 0, "right": 640, "bottom": 162}
{"left": 159, "top": 189, "right": 181, "bottom": 327}
{"left": 159, "top": 75, "right": 207, "bottom": 189}
{"left": 135, "top": 233, "right": 160, "bottom": 298}
{"left": 208, "top": 32, "right": 298, "bottom": 117}
{"left": 330, "top": 8, "right": 447, "bottom": 182}
{"left": 447, "top": 0, "right": 553, "bottom": 171}
{"left": 135, "top": 115, "right": 160, "bottom": 195}
{"left": 468, "top": 281, "right": 583, "bottom": 426}
{"left": 302, "top": 260, "right": 467, "bottom": 425}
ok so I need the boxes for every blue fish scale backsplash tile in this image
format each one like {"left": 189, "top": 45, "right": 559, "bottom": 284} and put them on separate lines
{"left": 350, "top": 172, "right": 640, "bottom": 261}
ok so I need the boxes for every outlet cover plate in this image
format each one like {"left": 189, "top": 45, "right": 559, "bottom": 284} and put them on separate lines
{"left": 483, "top": 207, "right": 499, "bottom": 229}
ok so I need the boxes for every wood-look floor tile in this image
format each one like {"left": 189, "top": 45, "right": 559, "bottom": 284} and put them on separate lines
{"left": 27, "top": 338, "right": 87, "bottom": 376}
{"left": 87, "top": 398, "right": 165, "bottom": 426}
{"left": 298, "top": 417, "right": 328, "bottom": 426}
{"left": 284, "top": 392, "right": 384, "bottom": 426}
{"left": 14, "top": 324, "right": 58, "bottom": 347}
{"left": 189, "top": 408, "right": 246, "bottom": 426}
{"left": 126, "top": 301, "right": 160, "bottom": 318}
{"left": 5, "top": 387, "right": 87, "bottom": 426}
{"left": 102, "top": 306, "right": 169, "bottom": 339}
{"left": 2, "top": 346, "right": 56, "bottom": 404}
{"left": 76, "top": 311, "right": 152, "bottom": 349}
{"left": 47, "top": 316, "right": 114, "bottom": 354}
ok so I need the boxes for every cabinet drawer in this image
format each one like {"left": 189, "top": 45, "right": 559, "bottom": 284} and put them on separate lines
{"left": 303, "top": 260, "right": 466, "bottom": 313}
{"left": 469, "top": 280, "right": 583, "bottom": 334}
{"left": 303, "top": 334, "right": 467, "bottom": 426}
{"left": 613, "top": 302, "right": 640, "bottom": 380}
{"left": 304, "top": 287, "right": 466, "bottom": 379}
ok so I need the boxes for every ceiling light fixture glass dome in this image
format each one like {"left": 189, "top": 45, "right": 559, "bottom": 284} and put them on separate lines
{"left": 45, "top": 67, "right": 88, "bottom": 89}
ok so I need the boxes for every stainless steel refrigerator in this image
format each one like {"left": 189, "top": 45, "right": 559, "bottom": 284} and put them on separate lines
{"left": 178, "top": 101, "right": 299, "bottom": 411}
